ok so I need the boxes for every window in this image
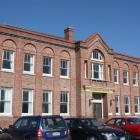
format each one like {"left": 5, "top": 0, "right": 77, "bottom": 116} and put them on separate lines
{"left": 24, "top": 53, "right": 34, "bottom": 74}
{"left": 133, "top": 72, "right": 138, "bottom": 86}
{"left": 43, "top": 57, "right": 52, "bottom": 76}
{"left": 134, "top": 96, "right": 139, "bottom": 114}
{"left": 60, "top": 91, "right": 69, "bottom": 115}
{"left": 84, "top": 60, "right": 88, "bottom": 79}
{"left": 92, "top": 63, "right": 103, "bottom": 80}
{"left": 0, "top": 88, "right": 12, "bottom": 115}
{"left": 2, "top": 50, "right": 14, "bottom": 72}
{"left": 92, "top": 50, "right": 103, "bottom": 61}
{"left": 42, "top": 91, "right": 52, "bottom": 114}
{"left": 114, "top": 68, "right": 119, "bottom": 84}
{"left": 124, "top": 96, "right": 130, "bottom": 114}
{"left": 91, "top": 50, "right": 104, "bottom": 80}
{"left": 22, "top": 89, "right": 33, "bottom": 115}
{"left": 115, "top": 96, "right": 120, "bottom": 115}
{"left": 123, "top": 70, "right": 129, "bottom": 85}
{"left": 60, "top": 59, "right": 69, "bottom": 78}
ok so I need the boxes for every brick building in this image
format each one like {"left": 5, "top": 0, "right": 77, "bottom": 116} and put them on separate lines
{"left": 0, "top": 25, "right": 140, "bottom": 127}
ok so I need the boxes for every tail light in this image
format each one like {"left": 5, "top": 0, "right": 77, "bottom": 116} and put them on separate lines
{"left": 67, "top": 128, "right": 71, "bottom": 135}
{"left": 37, "top": 129, "right": 43, "bottom": 138}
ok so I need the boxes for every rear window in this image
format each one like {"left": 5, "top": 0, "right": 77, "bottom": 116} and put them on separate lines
{"left": 41, "top": 117, "right": 66, "bottom": 130}
{"left": 128, "top": 118, "right": 140, "bottom": 124}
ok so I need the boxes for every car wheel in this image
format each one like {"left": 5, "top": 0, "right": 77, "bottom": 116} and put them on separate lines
{"left": 86, "top": 136, "right": 98, "bottom": 140}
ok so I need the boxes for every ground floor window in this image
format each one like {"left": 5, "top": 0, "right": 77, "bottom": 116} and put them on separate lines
{"left": 42, "top": 91, "right": 52, "bottom": 115}
{"left": 115, "top": 96, "right": 120, "bottom": 115}
{"left": 22, "top": 89, "right": 33, "bottom": 115}
{"left": 134, "top": 96, "right": 139, "bottom": 114}
{"left": 60, "top": 91, "right": 69, "bottom": 115}
{"left": 0, "top": 88, "right": 12, "bottom": 115}
{"left": 124, "top": 96, "right": 130, "bottom": 114}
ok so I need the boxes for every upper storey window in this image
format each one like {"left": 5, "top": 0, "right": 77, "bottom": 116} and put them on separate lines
{"left": 23, "top": 53, "right": 34, "bottom": 74}
{"left": 2, "top": 50, "right": 14, "bottom": 72}
{"left": 92, "top": 50, "right": 103, "bottom": 62}
{"left": 91, "top": 50, "right": 104, "bottom": 80}
{"left": 60, "top": 59, "right": 69, "bottom": 78}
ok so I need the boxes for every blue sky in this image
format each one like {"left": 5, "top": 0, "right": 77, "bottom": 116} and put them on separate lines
{"left": 0, "top": 0, "right": 140, "bottom": 57}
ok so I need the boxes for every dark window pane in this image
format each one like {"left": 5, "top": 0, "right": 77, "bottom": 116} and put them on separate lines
{"left": 60, "top": 104, "right": 67, "bottom": 113}
{"left": 22, "top": 103, "right": 28, "bottom": 113}
{"left": 24, "top": 63, "right": 30, "bottom": 71}
{"left": 0, "top": 102, "right": 4, "bottom": 113}
{"left": 3, "top": 60, "right": 11, "bottom": 69}
{"left": 42, "top": 103, "right": 49, "bottom": 113}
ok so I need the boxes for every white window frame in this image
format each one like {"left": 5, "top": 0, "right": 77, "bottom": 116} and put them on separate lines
{"left": 84, "top": 60, "right": 88, "bottom": 79}
{"left": 91, "top": 63, "right": 103, "bottom": 80}
{"left": 60, "top": 59, "right": 69, "bottom": 78}
{"left": 91, "top": 50, "right": 103, "bottom": 62}
{"left": 22, "top": 89, "right": 33, "bottom": 116}
{"left": 114, "top": 68, "right": 119, "bottom": 84}
{"left": 23, "top": 53, "right": 34, "bottom": 75}
{"left": 123, "top": 70, "right": 129, "bottom": 85}
{"left": 115, "top": 96, "right": 120, "bottom": 115}
{"left": 133, "top": 72, "right": 138, "bottom": 86}
{"left": 42, "top": 90, "right": 52, "bottom": 115}
{"left": 60, "top": 91, "right": 69, "bottom": 116}
{"left": 0, "top": 88, "right": 13, "bottom": 116}
{"left": 134, "top": 96, "right": 139, "bottom": 114}
{"left": 2, "top": 50, "right": 14, "bottom": 72}
{"left": 124, "top": 96, "right": 130, "bottom": 115}
{"left": 43, "top": 56, "right": 53, "bottom": 77}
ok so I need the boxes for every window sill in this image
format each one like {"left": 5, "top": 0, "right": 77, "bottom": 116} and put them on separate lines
{"left": 42, "top": 113, "right": 52, "bottom": 115}
{"left": 22, "top": 113, "right": 33, "bottom": 116}
{"left": 43, "top": 74, "right": 53, "bottom": 77}
{"left": 1, "top": 69, "right": 14, "bottom": 73}
{"left": 60, "top": 76, "right": 70, "bottom": 79}
{"left": 123, "top": 83, "right": 129, "bottom": 86}
{"left": 0, "top": 114, "right": 13, "bottom": 117}
{"left": 60, "top": 113, "right": 70, "bottom": 117}
{"left": 125, "top": 113, "right": 131, "bottom": 116}
{"left": 23, "top": 72, "right": 35, "bottom": 76}
{"left": 133, "top": 84, "right": 139, "bottom": 87}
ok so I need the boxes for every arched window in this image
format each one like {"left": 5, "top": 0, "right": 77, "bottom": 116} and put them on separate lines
{"left": 91, "top": 50, "right": 104, "bottom": 80}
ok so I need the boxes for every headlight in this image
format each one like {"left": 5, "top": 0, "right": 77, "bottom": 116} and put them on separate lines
{"left": 101, "top": 133, "right": 117, "bottom": 140}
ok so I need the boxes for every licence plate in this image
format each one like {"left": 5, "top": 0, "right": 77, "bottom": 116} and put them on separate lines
{"left": 52, "top": 132, "right": 60, "bottom": 136}
{"left": 120, "top": 137, "right": 125, "bottom": 140}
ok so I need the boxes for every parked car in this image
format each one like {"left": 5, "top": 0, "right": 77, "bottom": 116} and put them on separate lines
{"left": 0, "top": 127, "right": 13, "bottom": 140}
{"left": 7, "top": 115, "right": 71, "bottom": 140}
{"left": 106, "top": 116, "right": 140, "bottom": 139}
{"left": 65, "top": 118, "right": 130, "bottom": 140}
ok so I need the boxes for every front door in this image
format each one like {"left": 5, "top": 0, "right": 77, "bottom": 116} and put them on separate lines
{"left": 93, "top": 103, "right": 102, "bottom": 119}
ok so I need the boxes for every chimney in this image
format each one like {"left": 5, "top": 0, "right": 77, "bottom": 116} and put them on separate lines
{"left": 64, "top": 27, "right": 74, "bottom": 41}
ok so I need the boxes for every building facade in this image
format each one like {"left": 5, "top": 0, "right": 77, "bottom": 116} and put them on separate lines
{"left": 0, "top": 25, "right": 140, "bottom": 127}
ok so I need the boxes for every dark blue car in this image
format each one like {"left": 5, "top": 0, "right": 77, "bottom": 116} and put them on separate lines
{"left": 7, "top": 115, "right": 71, "bottom": 140}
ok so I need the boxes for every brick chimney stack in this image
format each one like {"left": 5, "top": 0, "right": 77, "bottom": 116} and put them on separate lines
{"left": 64, "top": 27, "right": 74, "bottom": 41}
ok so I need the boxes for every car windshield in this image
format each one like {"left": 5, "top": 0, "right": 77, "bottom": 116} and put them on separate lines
{"left": 127, "top": 118, "right": 140, "bottom": 124}
{"left": 81, "top": 119, "right": 105, "bottom": 127}
{"left": 42, "top": 117, "right": 66, "bottom": 130}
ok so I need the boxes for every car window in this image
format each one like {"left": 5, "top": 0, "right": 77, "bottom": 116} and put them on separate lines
{"left": 65, "top": 119, "right": 71, "bottom": 127}
{"left": 128, "top": 118, "right": 140, "bottom": 124}
{"left": 20, "top": 118, "right": 29, "bottom": 128}
{"left": 106, "top": 119, "right": 115, "bottom": 126}
{"left": 29, "top": 118, "right": 38, "bottom": 128}
{"left": 42, "top": 117, "right": 66, "bottom": 130}
{"left": 71, "top": 120, "right": 80, "bottom": 127}
{"left": 14, "top": 118, "right": 29, "bottom": 129}
{"left": 116, "top": 119, "right": 125, "bottom": 126}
